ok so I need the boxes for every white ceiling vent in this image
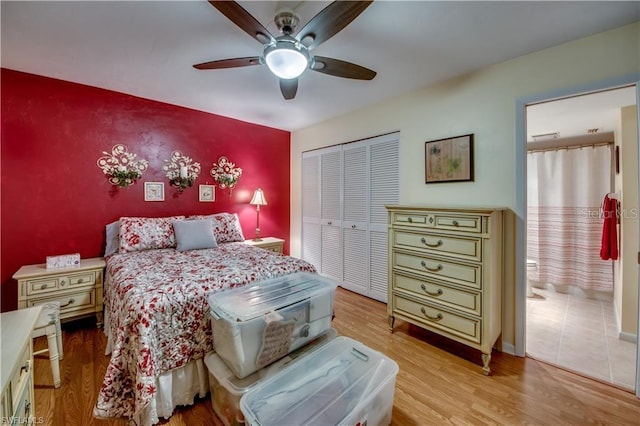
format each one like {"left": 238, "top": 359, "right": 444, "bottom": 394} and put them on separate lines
{"left": 531, "top": 132, "right": 559, "bottom": 141}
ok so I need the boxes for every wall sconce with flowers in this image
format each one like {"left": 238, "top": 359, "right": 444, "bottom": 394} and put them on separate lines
{"left": 210, "top": 156, "right": 242, "bottom": 195}
{"left": 97, "top": 144, "right": 149, "bottom": 188}
{"left": 163, "top": 151, "right": 201, "bottom": 192}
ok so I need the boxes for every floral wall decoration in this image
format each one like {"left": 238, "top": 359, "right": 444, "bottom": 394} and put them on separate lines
{"left": 210, "top": 156, "right": 242, "bottom": 194}
{"left": 96, "top": 144, "right": 149, "bottom": 188}
{"left": 163, "top": 150, "right": 201, "bottom": 192}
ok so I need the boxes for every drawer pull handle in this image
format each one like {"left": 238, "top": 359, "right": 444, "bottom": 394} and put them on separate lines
{"left": 420, "top": 261, "right": 443, "bottom": 272}
{"left": 420, "top": 284, "right": 443, "bottom": 297}
{"left": 452, "top": 220, "right": 459, "bottom": 227}
{"left": 60, "top": 298, "right": 75, "bottom": 308}
{"left": 420, "top": 307, "right": 443, "bottom": 321}
{"left": 40, "top": 283, "right": 48, "bottom": 290}
{"left": 77, "top": 278, "right": 83, "bottom": 283}
{"left": 420, "top": 238, "right": 443, "bottom": 248}
{"left": 407, "top": 217, "right": 413, "bottom": 223}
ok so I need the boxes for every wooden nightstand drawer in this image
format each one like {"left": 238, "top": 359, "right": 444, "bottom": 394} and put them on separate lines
{"left": 433, "top": 213, "right": 482, "bottom": 233}
{"left": 27, "top": 289, "right": 96, "bottom": 317}
{"left": 9, "top": 344, "right": 30, "bottom": 409}
{"left": 243, "top": 237, "right": 285, "bottom": 254}
{"left": 67, "top": 271, "right": 97, "bottom": 286}
{"left": 27, "top": 277, "right": 59, "bottom": 294}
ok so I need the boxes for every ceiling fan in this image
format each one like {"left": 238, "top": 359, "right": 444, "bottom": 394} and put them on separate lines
{"left": 193, "top": 1, "right": 376, "bottom": 100}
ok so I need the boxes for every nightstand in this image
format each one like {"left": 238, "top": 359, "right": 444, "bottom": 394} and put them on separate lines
{"left": 243, "top": 237, "right": 285, "bottom": 254}
{"left": 13, "top": 257, "right": 106, "bottom": 327}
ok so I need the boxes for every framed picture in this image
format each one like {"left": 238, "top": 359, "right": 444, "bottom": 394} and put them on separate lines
{"left": 144, "top": 182, "right": 165, "bottom": 201}
{"left": 199, "top": 184, "right": 215, "bottom": 202}
{"left": 425, "top": 134, "right": 474, "bottom": 183}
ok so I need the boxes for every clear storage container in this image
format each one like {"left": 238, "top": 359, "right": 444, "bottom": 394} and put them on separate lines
{"left": 240, "top": 336, "right": 399, "bottom": 426}
{"left": 208, "top": 272, "right": 337, "bottom": 379}
{"left": 204, "top": 329, "right": 337, "bottom": 426}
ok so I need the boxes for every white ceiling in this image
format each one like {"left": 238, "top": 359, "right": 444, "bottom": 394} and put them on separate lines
{"left": 2, "top": 1, "right": 639, "bottom": 131}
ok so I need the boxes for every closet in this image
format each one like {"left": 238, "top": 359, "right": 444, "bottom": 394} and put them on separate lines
{"left": 301, "top": 132, "right": 399, "bottom": 302}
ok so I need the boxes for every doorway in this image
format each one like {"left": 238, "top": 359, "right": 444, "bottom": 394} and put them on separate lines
{"left": 521, "top": 85, "right": 639, "bottom": 391}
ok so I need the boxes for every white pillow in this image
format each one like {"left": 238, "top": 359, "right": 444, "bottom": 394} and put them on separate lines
{"left": 105, "top": 221, "right": 120, "bottom": 256}
{"left": 173, "top": 219, "right": 218, "bottom": 252}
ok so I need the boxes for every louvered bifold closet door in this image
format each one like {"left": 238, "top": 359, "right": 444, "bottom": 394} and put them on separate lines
{"left": 342, "top": 143, "right": 369, "bottom": 295}
{"left": 301, "top": 153, "right": 321, "bottom": 270}
{"left": 369, "top": 135, "right": 400, "bottom": 302}
{"left": 320, "top": 148, "right": 343, "bottom": 282}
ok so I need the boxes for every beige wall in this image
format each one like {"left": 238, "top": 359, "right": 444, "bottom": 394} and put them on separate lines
{"left": 617, "top": 105, "right": 639, "bottom": 339}
{"left": 290, "top": 23, "right": 640, "bottom": 350}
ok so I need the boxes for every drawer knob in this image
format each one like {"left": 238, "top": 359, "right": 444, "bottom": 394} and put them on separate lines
{"left": 420, "top": 307, "right": 443, "bottom": 321}
{"left": 327, "top": 221, "right": 332, "bottom": 225}
{"left": 420, "top": 260, "right": 443, "bottom": 272}
{"left": 351, "top": 224, "right": 356, "bottom": 229}
{"left": 60, "top": 298, "right": 75, "bottom": 308}
{"left": 41, "top": 283, "right": 48, "bottom": 290}
{"left": 420, "top": 237, "right": 443, "bottom": 248}
{"left": 452, "top": 220, "right": 459, "bottom": 227}
{"left": 420, "top": 284, "right": 443, "bottom": 297}
{"left": 77, "top": 278, "right": 84, "bottom": 283}
{"left": 407, "top": 217, "right": 413, "bottom": 223}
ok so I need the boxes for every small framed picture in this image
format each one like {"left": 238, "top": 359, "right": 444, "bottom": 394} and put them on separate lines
{"left": 199, "top": 184, "right": 215, "bottom": 202}
{"left": 425, "top": 134, "right": 474, "bottom": 183}
{"left": 144, "top": 182, "right": 165, "bottom": 202}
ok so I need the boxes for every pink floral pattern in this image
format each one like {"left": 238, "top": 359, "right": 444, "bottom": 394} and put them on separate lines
{"left": 118, "top": 216, "right": 185, "bottom": 253}
{"left": 94, "top": 243, "right": 316, "bottom": 421}
{"left": 189, "top": 212, "right": 244, "bottom": 243}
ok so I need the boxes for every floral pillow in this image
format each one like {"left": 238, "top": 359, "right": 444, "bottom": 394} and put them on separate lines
{"left": 189, "top": 212, "right": 245, "bottom": 243}
{"left": 118, "top": 216, "right": 186, "bottom": 253}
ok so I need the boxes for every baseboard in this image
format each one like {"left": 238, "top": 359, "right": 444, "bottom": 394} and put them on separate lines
{"left": 619, "top": 331, "right": 638, "bottom": 343}
{"left": 501, "top": 341, "right": 516, "bottom": 356}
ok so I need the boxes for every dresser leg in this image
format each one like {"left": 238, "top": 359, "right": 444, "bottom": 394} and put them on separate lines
{"left": 481, "top": 353, "right": 491, "bottom": 376}
{"left": 387, "top": 315, "right": 395, "bottom": 332}
{"left": 96, "top": 311, "right": 103, "bottom": 328}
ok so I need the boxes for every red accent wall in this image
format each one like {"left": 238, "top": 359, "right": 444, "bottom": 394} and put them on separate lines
{"left": 1, "top": 69, "right": 291, "bottom": 312}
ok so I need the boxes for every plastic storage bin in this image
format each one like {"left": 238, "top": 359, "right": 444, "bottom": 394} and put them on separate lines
{"left": 240, "top": 336, "right": 400, "bottom": 426}
{"left": 204, "top": 329, "right": 337, "bottom": 426}
{"left": 208, "top": 272, "right": 337, "bottom": 379}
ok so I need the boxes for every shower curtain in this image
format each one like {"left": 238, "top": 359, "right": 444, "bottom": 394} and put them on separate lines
{"left": 527, "top": 144, "right": 613, "bottom": 292}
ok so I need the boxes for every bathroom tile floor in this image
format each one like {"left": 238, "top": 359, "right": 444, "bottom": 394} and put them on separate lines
{"left": 526, "top": 287, "right": 637, "bottom": 390}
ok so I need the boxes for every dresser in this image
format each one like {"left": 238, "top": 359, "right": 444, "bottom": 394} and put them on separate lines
{"left": 14, "top": 257, "right": 106, "bottom": 327}
{"left": 386, "top": 206, "right": 504, "bottom": 375}
{"left": 1, "top": 306, "right": 41, "bottom": 425}
{"left": 243, "top": 237, "right": 285, "bottom": 254}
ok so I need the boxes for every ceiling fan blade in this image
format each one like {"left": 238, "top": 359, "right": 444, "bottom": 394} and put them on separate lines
{"left": 279, "top": 78, "right": 298, "bottom": 100}
{"left": 193, "top": 57, "right": 261, "bottom": 70}
{"left": 295, "top": 1, "right": 373, "bottom": 50}
{"left": 311, "top": 56, "right": 376, "bottom": 80}
{"left": 208, "top": 1, "right": 275, "bottom": 45}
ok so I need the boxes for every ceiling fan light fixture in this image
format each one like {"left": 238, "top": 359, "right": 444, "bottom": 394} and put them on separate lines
{"left": 264, "top": 39, "right": 309, "bottom": 79}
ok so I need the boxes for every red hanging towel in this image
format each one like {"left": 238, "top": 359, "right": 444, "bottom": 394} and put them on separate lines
{"left": 600, "top": 194, "right": 619, "bottom": 260}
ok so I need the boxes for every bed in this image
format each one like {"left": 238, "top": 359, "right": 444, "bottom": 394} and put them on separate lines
{"left": 92, "top": 214, "right": 316, "bottom": 425}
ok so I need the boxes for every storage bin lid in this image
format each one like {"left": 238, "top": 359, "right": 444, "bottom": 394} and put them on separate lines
{"left": 208, "top": 272, "right": 337, "bottom": 322}
{"left": 240, "top": 336, "right": 399, "bottom": 426}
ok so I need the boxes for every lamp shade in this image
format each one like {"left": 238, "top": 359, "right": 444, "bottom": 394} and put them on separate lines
{"left": 264, "top": 38, "right": 309, "bottom": 79}
{"left": 250, "top": 188, "right": 268, "bottom": 206}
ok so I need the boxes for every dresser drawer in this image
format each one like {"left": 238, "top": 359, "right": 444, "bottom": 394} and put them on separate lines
{"left": 394, "top": 295, "right": 481, "bottom": 344}
{"left": 392, "top": 251, "right": 481, "bottom": 289}
{"left": 27, "top": 289, "right": 96, "bottom": 316}
{"left": 393, "top": 273, "right": 481, "bottom": 316}
{"left": 392, "top": 230, "right": 481, "bottom": 261}
{"left": 432, "top": 213, "right": 481, "bottom": 233}
{"left": 9, "top": 343, "right": 30, "bottom": 410}
{"left": 25, "top": 271, "right": 97, "bottom": 295}
{"left": 392, "top": 212, "right": 431, "bottom": 227}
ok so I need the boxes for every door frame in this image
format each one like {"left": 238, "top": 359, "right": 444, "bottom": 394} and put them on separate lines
{"left": 514, "top": 73, "right": 640, "bottom": 397}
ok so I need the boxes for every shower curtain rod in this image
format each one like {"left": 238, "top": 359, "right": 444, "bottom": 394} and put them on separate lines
{"left": 526, "top": 131, "right": 614, "bottom": 153}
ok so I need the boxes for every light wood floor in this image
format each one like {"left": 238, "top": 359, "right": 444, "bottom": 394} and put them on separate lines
{"left": 33, "top": 287, "right": 640, "bottom": 425}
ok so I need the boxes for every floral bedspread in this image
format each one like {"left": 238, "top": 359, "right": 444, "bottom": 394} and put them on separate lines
{"left": 93, "top": 243, "right": 316, "bottom": 421}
